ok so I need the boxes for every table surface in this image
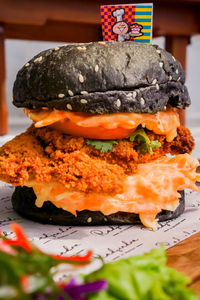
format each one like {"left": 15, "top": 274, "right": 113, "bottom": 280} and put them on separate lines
{"left": 167, "top": 167, "right": 200, "bottom": 296}
{"left": 167, "top": 232, "right": 200, "bottom": 296}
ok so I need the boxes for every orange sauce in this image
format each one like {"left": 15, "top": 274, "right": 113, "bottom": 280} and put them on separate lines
{"left": 25, "top": 108, "right": 180, "bottom": 142}
{"left": 26, "top": 154, "right": 200, "bottom": 229}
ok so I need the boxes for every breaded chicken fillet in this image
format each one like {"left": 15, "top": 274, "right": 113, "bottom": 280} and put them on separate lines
{"left": 0, "top": 125, "right": 195, "bottom": 193}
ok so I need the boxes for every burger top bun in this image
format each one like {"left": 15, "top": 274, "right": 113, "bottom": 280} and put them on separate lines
{"left": 13, "top": 41, "right": 190, "bottom": 114}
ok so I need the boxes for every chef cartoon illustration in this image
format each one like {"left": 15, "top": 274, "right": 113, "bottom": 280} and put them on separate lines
{"left": 112, "top": 8, "right": 143, "bottom": 42}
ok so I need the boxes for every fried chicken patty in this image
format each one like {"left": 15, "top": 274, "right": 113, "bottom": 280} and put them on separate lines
{"left": 0, "top": 125, "right": 194, "bottom": 194}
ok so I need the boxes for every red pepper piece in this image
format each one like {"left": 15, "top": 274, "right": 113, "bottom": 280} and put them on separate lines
{"left": 1, "top": 223, "right": 92, "bottom": 263}
{"left": 51, "top": 250, "right": 92, "bottom": 262}
{"left": 6, "top": 223, "right": 32, "bottom": 253}
{"left": 20, "top": 275, "right": 29, "bottom": 292}
{"left": 0, "top": 240, "right": 16, "bottom": 255}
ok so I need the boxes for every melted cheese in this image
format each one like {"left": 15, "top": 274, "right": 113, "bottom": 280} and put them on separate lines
{"left": 24, "top": 108, "right": 180, "bottom": 142}
{"left": 25, "top": 154, "right": 200, "bottom": 229}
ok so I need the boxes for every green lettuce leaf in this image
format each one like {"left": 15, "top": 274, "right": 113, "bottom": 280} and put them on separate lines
{"left": 86, "top": 128, "right": 161, "bottom": 154}
{"left": 86, "top": 140, "right": 118, "bottom": 153}
{"left": 84, "top": 247, "right": 197, "bottom": 300}
{"left": 129, "top": 128, "right": 161, "bottom": 154}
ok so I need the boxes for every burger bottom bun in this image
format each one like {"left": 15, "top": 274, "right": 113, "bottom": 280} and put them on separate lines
{"left": 12, "top": 186, "right": 185, "bottom": 226}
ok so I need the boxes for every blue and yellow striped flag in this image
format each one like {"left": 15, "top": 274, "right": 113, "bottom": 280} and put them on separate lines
{"left": 100, "top": 3, "right": 153, "bottom": 45}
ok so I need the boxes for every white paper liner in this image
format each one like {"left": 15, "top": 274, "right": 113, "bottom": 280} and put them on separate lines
{"left": 0, "top": 181, "right": 200, "bottom": 268}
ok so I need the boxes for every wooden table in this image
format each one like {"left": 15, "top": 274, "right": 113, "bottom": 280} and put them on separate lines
{"left": 167, "top": 178, "right": 200, "bottom": 296}
{"left": 167, "top": 232, "right": 200, "bottom": 296}
{"left": 0, "top": 0, "right": 200, "bottom": 134}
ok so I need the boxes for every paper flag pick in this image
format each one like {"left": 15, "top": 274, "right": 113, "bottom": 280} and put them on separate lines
{"left": 100, "top": 3, "right": 153, "bottom": 44}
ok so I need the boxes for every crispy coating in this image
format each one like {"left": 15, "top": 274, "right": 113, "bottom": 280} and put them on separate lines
{"left": 168, "top": 126, "right": 195, "bottom": 154}
{"left": 0, "top": 131, "right": 52, "bottom": 186}
{"left": 0, "top": 125, "right": 194, "bottom": 193}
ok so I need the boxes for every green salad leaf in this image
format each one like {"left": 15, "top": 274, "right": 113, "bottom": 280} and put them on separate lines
{"left": 86, "top": 128, "right": 161, "bottom": 154}
{"left": 84, "top": 247, "right": 197, "bottom": 300}
{"left": 86, "top": 140, "right": 118, "bottom": 153}
{"left": 0, "top": 223, "right": 93, "bottom": 299}
{"left": 129, "top": 128, "right": 161, "bottom": 154}
{"left": 0, "top": 248, "right": 60, "bottom": 299}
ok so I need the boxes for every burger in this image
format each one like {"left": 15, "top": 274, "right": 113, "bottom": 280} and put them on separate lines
{"left": 0, "top": 41, "right": 199, "bottom": 229}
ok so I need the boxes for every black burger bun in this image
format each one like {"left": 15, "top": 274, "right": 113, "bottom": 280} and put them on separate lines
{"left": 12, "top": 186, "right": 185, "bottom": 226}
{"left": 13, "top": 41, "right": 190, "bottom": 114}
